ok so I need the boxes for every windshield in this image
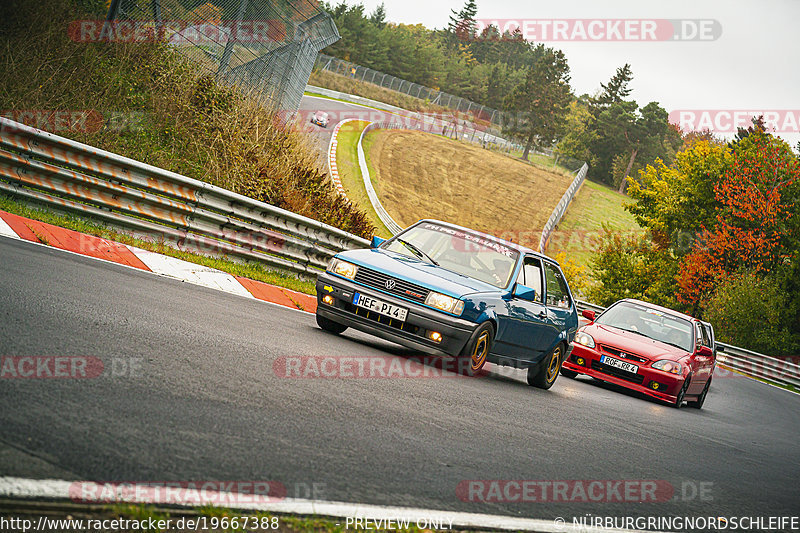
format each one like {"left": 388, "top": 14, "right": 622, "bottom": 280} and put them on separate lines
{"left": 595, "top": 301, "right": 694, "bottom": 351}
{"left": 382, "top": 222, "right": 519, "bottom": 288}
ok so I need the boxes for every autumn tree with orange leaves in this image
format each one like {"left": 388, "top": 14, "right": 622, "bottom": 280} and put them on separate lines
{"left": 592, "top": 122, "right": 800, "bottom": 354}
{"left": 676, "top": 133, "right": 800, "bottom": 309}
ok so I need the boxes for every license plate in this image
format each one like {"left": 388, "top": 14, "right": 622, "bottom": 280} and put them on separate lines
{"left": 353, "top": 292, "right": 408, "bottom": 322}
{"left": 600, "top": 355, "right": 639, "bottom": 374}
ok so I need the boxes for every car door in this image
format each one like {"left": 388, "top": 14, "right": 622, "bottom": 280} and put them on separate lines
{"left": 695, "top": 322, "right": 715, "bottom": 391}
{"left": 494, "top": 255, "right": 552, "bottom": 362}
{"left": 542, "top": 261, "right": 574, "bottom": 352}
{"left": 687, "top": 322, "right": 714, "bottom": 394}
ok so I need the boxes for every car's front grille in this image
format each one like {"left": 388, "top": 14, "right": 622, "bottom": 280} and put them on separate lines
{"left": 600, "top": 345, "right": 648, "bottom": 363}
{"left": 343, "top": 302, "right": 421, "bottom": 335}
{"left": 591, "top": 360, "right": 645, "bottom": 384}
{"left": 353, "top": 267, "right": 430, "bottom": 303}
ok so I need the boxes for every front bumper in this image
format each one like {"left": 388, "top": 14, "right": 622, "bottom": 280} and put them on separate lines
{"left": 563, "top": 344, "right": 685, "bottom": 403}
{"left": 316, "top": 272, "right": 478, "bottom": 357}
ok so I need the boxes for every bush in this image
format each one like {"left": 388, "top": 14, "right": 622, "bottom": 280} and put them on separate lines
{"left": 588, "top": 225, "right": 679, "bottom": 309}
{"left": 0, "top": 0, "right": 375, "bottom": 239}
{"left": 703, "top": 271, "right": 800, "bottom": 356}
{"left": 553, "top": 251, "right": 592, "bottom": 299}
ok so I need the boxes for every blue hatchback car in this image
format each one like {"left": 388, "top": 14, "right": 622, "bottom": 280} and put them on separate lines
{"left": 315, "top": 220, "right": 579, "bottom": 388}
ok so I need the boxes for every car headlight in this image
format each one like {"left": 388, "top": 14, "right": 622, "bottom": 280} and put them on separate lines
{"left": 652, "top": 360, "right": 683, "bottom": 375}
{"left": 574, "top": 331, "right": 595, "bottom": 348}
{"left": 425, "top": 292, "right": 464, "bottom": 315}
{"left": 328, "top": 258, "right": 358, "bottom": 280}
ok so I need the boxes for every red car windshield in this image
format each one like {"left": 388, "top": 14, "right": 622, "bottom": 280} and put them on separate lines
{"left": 596, "top": 301, "right": 694, "bottom": 352}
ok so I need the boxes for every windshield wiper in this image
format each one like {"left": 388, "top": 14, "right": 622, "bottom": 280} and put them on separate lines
{"left": 614, "top": 326, "right": 650, "bottom": 339}
{"left": 396, "top": 238, "right": 439, "bottom": 266}
{"left": 658, "top": 340, "right": 689, "bottom": 351}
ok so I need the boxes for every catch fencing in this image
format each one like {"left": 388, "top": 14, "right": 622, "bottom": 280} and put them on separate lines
{"left": 538, "top": 163, "right": 589, "bottom": 253}
{"left": 106, "top": 0, "right": 339, "bottom": 113}
{"left": 574, "top": 300, "right": 800, "bottom": 391}
{"left": 316, "top": 53, "right": 502, "bottom": 128}
{"left": 0, "top": 117, "right": 368, "bottom": 278}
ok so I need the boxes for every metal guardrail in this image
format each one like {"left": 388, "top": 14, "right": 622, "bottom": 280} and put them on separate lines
{"left": 357, "top": 123, "right": 403, "bottom": 235}
{"left": 539, "top": 162, "right": 589, "bottom": 253}
{"left": 0, "top": 118, "right": 370, "bottom": 277}
{"left": 574, "top": 300, "right": 800, "bottom": 390}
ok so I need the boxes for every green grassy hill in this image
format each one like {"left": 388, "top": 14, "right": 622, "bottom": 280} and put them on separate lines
{"left": 0, "top": 0, "right": 373, "bottom": 239}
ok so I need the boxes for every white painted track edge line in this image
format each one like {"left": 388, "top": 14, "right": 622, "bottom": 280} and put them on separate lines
{"left": 0, "top": 477, "right": 651, "bottom": 533}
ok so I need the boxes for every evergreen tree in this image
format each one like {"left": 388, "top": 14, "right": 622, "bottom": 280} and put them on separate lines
{"left": 447, "top": 0, "right": 478, "bottom": 42}
{"left": 369, "top": 2, "right": 386, "bottom": 29}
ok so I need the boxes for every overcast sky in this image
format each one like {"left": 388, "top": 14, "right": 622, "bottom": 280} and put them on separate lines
{"left": 349, "top": 0, "right": 800, "bottom": 148}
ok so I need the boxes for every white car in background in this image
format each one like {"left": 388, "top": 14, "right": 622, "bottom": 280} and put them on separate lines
{"left": 310, "top": 111, "right": 329, "bottom": 128}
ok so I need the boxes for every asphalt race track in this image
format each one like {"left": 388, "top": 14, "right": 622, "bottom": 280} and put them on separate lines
{"left": 1, "top": 236, "right": 799, "bottom": 523}
{"left": 298, "top": 93, "right": 424, "bottom": 165}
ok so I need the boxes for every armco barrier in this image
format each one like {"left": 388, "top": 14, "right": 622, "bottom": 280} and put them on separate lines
{"left": 0, "top": 117, "right": 370, "bottom": 277}
{"left": 357, "top": 123, "right": 403, "bottom": 235}
{"left": 539, "top": 162, "right": 589, "bottom": 253}
{"left": 574, "top": 300, "right": 800, "bottom": 390}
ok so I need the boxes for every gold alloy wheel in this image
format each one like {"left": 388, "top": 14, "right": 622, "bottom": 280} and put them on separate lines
{"left": 545, "top": 346, "right": 562, "bottom": 384}
{"left": 471, "top": 330, "right": 490, "bottom": 371}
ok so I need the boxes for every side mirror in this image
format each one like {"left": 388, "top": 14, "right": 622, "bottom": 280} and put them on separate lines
{"left": 697, "top": 345, "right": 713, "bottom": 357}
{"left": 371, "top": 235, "right": 386, "bottom": 249}
{"left": 581, "top": 309, "right": 596, "bottom": 322}
{"left": 513, "top": 283, "right": 538, "bottom": 302}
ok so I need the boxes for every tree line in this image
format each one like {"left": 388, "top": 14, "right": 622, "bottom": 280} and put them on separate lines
{"left": 320, "top": 0, "right": 681, "bottom": 184}
{"left": 590, "top": 120, "right": 800, "bottom": 355}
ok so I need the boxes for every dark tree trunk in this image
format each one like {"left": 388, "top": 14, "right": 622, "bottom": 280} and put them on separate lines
{"left": 618, "top": 148, "right": 638, "bottom": 194}
{"left": 522, "top": 128, "right": 535, "bottom": 161}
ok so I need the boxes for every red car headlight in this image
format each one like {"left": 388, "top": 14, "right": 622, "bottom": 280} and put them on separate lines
{"left": 652, "top": 360, "right": 683, "bottom": 375}
{"left": 574, "top": 331, "right": 595, "bottom": 349}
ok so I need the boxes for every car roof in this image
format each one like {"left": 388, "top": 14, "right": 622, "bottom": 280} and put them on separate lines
{"left": 414, "top": 219, "right": 543, "bottom": 258}
{"left": 618, "top": 298, "right": 698, "bottom": 322}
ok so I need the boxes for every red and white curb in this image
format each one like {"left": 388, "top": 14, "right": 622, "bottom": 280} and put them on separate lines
{"left": 0, "top": 210, "right": 317, "bottom": 314}
{"left": 327, "top": 118, "right": 359, "bottom": 200}
{"left": 0, "top": 477, "right": 646, "bottom": 533}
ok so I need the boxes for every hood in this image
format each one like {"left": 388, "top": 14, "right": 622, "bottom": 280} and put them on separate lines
{"left": 336, "top": 248, "right": 502, "bottom": 298}
{"left": 584, "top": 323, "right": 689, "bottom": 361}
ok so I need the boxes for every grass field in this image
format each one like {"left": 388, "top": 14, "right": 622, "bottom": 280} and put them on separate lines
{"left": 363, "top": 129, "right": 574, "bottom": 250}
{"left": 334, "top": 121, "right": 393, "bottom": 238}
{"left": 546, "top": 179, "right": 644, "bottom": 268}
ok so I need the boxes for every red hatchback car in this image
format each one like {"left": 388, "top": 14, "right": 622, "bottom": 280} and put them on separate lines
{"left": 561, "top": 299, "right": 716, "bottom": 408}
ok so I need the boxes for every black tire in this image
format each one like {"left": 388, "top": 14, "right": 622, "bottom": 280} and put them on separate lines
{"left": 316, "top": 313, "right": 347, "bottom": 335}
{"left": 672, "top": 376, "right": 690, "bottom": 408}
{"left": 560, "top": 367, "right": 579, "bottom": 379}
{"left": 528, "top": 343, "right": 565, "bottom": 389}
{"left": 458, "top": 322, "right": 494, "bottom": 376}
{"left": 687, "top": 377, "right": 711, "bottom": 409}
